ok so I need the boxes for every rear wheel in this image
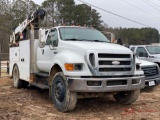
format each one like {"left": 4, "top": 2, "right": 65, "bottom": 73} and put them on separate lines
{"left": 51, "top": 72, "right": 77, "bottom": 112}
{"left": 113, "top": 90, "right": 140, "bottom": 104}
{"left": 12, "top": 65, "right": 23, "bottom": 88}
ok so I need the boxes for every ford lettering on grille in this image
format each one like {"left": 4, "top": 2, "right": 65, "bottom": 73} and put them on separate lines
{"left": 112, "top": 61, "right": 120, "bottom": 65}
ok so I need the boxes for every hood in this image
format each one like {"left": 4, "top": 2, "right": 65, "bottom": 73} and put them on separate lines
{"left": 139, "top": 59, "right": 157, "bottom": 67}
{"left": 60, "top": 41, "right": 132, "bottom": 53}
{"left": 150, "top": 54, "right": 160, "bottom": 58}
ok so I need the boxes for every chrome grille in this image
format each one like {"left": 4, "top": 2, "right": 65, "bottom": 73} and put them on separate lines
{"left": 86, "top": 51, "right": 134, "bottom": 76}
{"left": 141, "top": 66, "right": 158, "bottom": 77}
{"left": 98, "top": 53, "right": 132, "bottom": 73}
{"left": 98, "top": 54, "right": 130, "bottom": 58}
{"left": 99, "top": 68, "right": 131, "bottom": 72}
{"left": 99, "top": 61, "right": 131, "bottom": 65}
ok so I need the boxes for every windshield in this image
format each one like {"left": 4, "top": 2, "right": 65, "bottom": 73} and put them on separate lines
{"left": 146, "top": 46, "right": 160, "bottom": 54}
{"left": 59, "top": 27, "right": 110, "bottom": 42}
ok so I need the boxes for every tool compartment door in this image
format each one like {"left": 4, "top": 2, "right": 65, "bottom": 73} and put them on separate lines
{"left": 19, "top": 40, "right": 30, "bottom": 81}
{"left": 9, "top": 47, "right": 20, "bottom": 75}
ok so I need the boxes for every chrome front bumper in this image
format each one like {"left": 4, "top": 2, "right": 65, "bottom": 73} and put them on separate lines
{"left": 67, "top": 76, "right": 145, "bottom": 92}
{"left": 145, "top": 77, "right": 160, "bottom": 85}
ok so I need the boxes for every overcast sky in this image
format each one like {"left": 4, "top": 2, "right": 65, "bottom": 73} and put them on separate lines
{"left": 33, "top": 0, "right": 160, "bottom": 31}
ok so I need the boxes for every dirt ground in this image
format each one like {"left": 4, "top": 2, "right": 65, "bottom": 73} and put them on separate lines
{"left": 0, "top": 77, "right": 159, "bottom": 120}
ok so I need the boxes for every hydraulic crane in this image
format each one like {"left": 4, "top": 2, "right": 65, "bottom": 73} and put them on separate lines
{"left": 10, "top": 9, "right": 45, "bottom": 44}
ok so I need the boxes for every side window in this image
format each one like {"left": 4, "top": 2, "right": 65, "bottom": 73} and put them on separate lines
{"left": 136, "top": 47, "right": 148, "bottom": 57}
{"left": 46, "top": 29, "right": 58, "bottom": 47}
{"left": 46, "top": 30, "right": 51, "bottom": 45}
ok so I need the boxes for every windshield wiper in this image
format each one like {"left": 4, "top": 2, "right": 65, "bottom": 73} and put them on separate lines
{"left": 64, "top": 38, "right": 83, "bottom": 41}
{"left": 90, "top": 40, "right": 110, "bottom": 43}
{"left": 64, "top": 39, "right": 110, "bottom": 43}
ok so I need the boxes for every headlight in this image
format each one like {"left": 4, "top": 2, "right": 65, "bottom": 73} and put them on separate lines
{"left": 65, "top": 63, "right": 83, "bottom": 71}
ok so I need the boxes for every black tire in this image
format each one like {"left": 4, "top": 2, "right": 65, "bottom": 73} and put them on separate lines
{"left": 22, "top": 80, "right": 29, "bottom": 88}
{"left": 113, "top": 89, "right": 140, "bottom": 105}
{"left": 12, "top": 65, "right": 23, "bottom": 88}
{"left": 51, "top": 72, "right": 77, "bottom": 112}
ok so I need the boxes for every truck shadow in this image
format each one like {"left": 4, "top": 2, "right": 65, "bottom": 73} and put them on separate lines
{"left": 74, "top": 97, "right": 125, "bottom": 113}
{"left": 141, "top": 86, "right": 158, "bottom": 93}
{"left": 25, "top": 86, "right": 136, "bottom": 113}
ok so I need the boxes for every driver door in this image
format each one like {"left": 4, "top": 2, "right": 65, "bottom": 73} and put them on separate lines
{"left": 38, "top": 29, "right": 59, "bottom": 71}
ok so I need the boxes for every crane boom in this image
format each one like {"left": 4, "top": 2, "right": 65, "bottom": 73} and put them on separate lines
{"left": 10, "top": 9, "right": 45, "bottom": 44}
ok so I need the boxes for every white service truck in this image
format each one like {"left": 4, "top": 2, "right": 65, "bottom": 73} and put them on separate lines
{"left": 9, "top": 10, "right": 145, "bottom": 112}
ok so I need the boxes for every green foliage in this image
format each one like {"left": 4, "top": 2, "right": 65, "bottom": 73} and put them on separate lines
{"left": 105, "top": 27, "right": 159, "bottom": 45}
{"left": 74, "top": 4, "right": 92, "bottom": 25}
{"left": 0, "top": 0, "right": 39, "bottom": 53}
{"left": 11, "top": 0, "right": 27, "bottom": 29}
{"left": 73, "top": 4, "right": 102, "bottom": 28}
{"left": 58, "top": 0, "right": 75, "bottom": 25}
{"left": 41, "top": 0, "right": 102, "bottom": 29}
{"left": 42, "top": 0, "right": 58, "bottom": 27}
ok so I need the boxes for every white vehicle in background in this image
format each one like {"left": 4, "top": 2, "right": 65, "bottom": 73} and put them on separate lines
{"left": 109, "top": 36, "right": 160, "bottom": 88}
{"left": 140, "top": 59, "right": 160, "bottom": 87}
{"left": 130, "top": 45, "right": 160, "bottom": 67}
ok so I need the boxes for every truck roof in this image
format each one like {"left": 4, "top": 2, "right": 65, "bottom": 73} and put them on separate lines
{"left": 50, "top": 26, "right": 95, "bottom": 29}
{"left": 129, "top": 45, "right": 156, "bottom": 47}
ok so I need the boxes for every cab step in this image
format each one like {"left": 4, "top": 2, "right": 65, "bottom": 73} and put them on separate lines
{"left": 35, "top": 72, "right": 49, "bottom": 77}
{"left": 31, "top": 82, "right": 49, "bottom": 89}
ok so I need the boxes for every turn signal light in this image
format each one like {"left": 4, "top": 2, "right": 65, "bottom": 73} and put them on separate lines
{"left": 65, "top": 64, "right": 74, "bottom": 71}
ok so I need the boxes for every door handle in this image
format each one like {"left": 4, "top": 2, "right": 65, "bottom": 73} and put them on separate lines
{"left": 21, "top": 58, "right": 24, "bottom": 62}
{"left": 54, "top": 51, "right": 58, "bottom": 54}
{"left": 42, "top": 49, "right": 44, "bottom": 55}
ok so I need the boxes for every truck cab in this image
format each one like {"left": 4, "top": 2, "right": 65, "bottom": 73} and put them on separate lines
{"left": 130, "top": 45, "right": 160, "bottom": 66}
{"left": 10, "top": 26, "right": 145, "bottom": 112}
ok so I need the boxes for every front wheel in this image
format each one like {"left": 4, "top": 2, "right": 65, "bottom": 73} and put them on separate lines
{"left": 113, "top": 90, "right": 140, "bottom": 104}
{"left": 51, "top": 72, "right": 77, "bottom": 112}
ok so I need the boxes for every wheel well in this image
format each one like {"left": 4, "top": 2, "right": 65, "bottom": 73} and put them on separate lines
{"left": 49, "top": 64, "right": 62, "bottom": 85}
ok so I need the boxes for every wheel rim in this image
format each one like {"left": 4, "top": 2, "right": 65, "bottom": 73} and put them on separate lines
{"left": 55, "top": 78, "right": 65, "bottom": 103}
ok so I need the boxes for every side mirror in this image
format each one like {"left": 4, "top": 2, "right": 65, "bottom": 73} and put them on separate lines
{"left": 39, "top": 28, "right": 46, "bottom": 48}
{"left": 144, "top": 53, "right": 148, "bottom": 57}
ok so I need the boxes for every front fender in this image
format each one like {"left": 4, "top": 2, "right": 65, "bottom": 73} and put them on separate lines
{"left": 52, "top": 51, "right": 92, "bottom": 76}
